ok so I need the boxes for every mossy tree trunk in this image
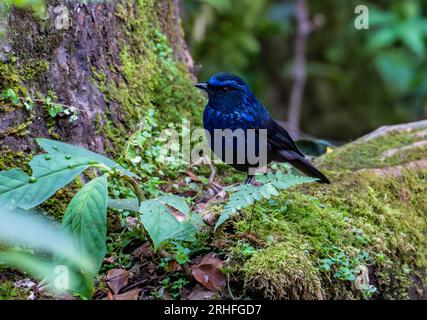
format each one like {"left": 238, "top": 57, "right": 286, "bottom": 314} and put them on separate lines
{"left": 0, "top": 0, "right": 200, "bottom": 169}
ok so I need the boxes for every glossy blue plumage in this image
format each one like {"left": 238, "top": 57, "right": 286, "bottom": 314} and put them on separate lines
{"left": 197, "top": 73, "right": 330, "bottom": 183}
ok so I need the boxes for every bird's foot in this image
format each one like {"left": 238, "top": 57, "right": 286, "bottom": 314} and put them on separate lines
{"left": 207, "top": 181, "right": 227, "bottom": 200}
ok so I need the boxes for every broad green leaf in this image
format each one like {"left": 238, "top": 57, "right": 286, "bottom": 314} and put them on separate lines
{"left": 158, "top": 194, "right": 190, "bottom": 216}
{"left": 367, "top": 28, "right": 397, "bottom": 52}
{"left": 62, "top": 175, "right": 108, "bottom": 273}
{"left": 107, "top": 198, "right": 139, "bottom": 212}
{"left": 368, "top": 8, "right": 395, "bottom": 27}
{"left": 397, "top": 21, "right": 425, "bottom": 57}
{"left": 36, "top": 138, "right": 138, "bottom": 178}
{"left": 375, "top": 51, "right": 415, "bottom": 94}
{"left": 0, "top": 250, "right": 57, "bottom": 284}
{"left": 0, "top": 250, "right": 94, "bottom": 299}
{"left": 0, "top": 153, "right": 92, "bottom": 209}
{"left": 140, "top": 199, "right": 196, "bottom": 250}
{"left": 0, "top": 206, "right": 94, "bottom": 298}
{"left": 0, "top": 206, "right": 90, "bottom": 269}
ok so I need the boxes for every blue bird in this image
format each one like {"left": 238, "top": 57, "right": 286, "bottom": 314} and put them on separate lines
{"left": 195, "top": 72, "right": 330, "bottom": 185}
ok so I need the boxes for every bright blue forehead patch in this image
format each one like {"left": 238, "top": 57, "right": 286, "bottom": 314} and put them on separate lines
{"left": 208, "top": 73, "right": 248, "bottom": 89}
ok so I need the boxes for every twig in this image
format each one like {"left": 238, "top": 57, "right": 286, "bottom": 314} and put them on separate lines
{"left": 122, "top": 175, "right": 146, "bottom": 202}
{"left": 226, "top": 273, "right": 236, "bottom": 300}
{"left": 287, "top": 0, "right": 311, "bottom": 137}
{"left": 16, "top": 96, "right": 87, "bottom": 113}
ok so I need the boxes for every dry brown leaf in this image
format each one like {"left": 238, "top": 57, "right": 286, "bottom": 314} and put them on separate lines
{"left": 191, "top": 253, "right": 225, "bottom": 292}
{"left": 199, "top": 253, "right": 223, "bottom": 269}
{"left": 166, "top": 260, "right": 181, "bottom": 272}
{"left": 114, "top": 289, "right": 142, "bottom": 300}
{"left": 106, "top": 269, "right": 130, "bottom": 295}
{"left": 131, "top": 242, "right": 152, "bottom": 258}
{"left": 192, "top": 265, "right": 226, "bottom": 291}
{"left": 104, "top": 256, "right": 115, "bottom": 264}
{"left": 188, "top": 284, "right": 217, "bottom": 300}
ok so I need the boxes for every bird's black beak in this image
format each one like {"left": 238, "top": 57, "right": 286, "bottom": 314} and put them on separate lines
{"left": 195, "top": 82, "right": 208, "bottom": 91}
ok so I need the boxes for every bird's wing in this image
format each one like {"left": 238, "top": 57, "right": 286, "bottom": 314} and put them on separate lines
{"left": 266, "top": 119, "right": 305, "bottom": 157}
{"left": 237, "top": 99, "right": 305, "bottom": 157}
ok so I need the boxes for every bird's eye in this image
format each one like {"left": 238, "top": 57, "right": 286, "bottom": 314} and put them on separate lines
{"left": 222, "top": 86, "right": 230, "bottom": 92}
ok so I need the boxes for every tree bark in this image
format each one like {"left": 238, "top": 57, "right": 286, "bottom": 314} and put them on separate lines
{"left": 0, "top": 0, "right": 195, "bottom": 160}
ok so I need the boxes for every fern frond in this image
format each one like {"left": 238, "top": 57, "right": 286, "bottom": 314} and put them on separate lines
{"left": 215, "top": 172, "right": 318, "bottom": 230}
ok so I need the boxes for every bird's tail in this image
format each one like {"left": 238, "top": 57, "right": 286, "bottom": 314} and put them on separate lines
{"left": 277, "top": 150, "right": 330, "bottom": 184}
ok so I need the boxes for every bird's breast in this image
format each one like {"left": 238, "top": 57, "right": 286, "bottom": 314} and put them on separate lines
{"left": 203, "top": 107, "right": 255, "bottom": 132}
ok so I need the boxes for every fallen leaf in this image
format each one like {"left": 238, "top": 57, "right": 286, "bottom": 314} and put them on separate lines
{"left": 166, "top": 260, "right": 181, "bottom": 272}
{"left": 191, "top": 253, "right": 225, "bottom": 292}
{"left": 114, "top": 289, "right": 141, "bottom": 300}
{"left": 104, "top": 256, "right": 115, "bottom": 264}
{"left": 199, "top": 253, "right": 223, "bottom": 269}
{"left": 185, "top": 169, "right": 200, "bottom": 182}
{"left": 188, "top": 284, "right": 217, "bottom": 300}
{"left": 131, "top": 242, "right": 152, "bottom": 258}
{"left": 162, "top": 290, "right": 173, "bottom": 300}
{"left": 192, "top": 265, "right": 225, "bottom": 291}
{"left": 106, "top": 269, "right": 130, "bottom": 295}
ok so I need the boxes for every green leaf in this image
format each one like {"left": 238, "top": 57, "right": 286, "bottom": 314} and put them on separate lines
{"left": 375, "top": 51, "right": 415, "bottom": 94}
{"left": 0, "top": 153, "right": 93, "bottom": 209}
{"left": 0, "top": 206, "right": 94, "bottom": 298}
{"left": 36, "top": 138, "right": 138, "bottom": 178}
{"left": 2, "top": 88, "right": 20, "bottom": 105}
{"left": 367, "top": 28, "right": 397, "bottom": 52}
{"left": 61, "top": 175, "right": 108, "bottom": 273}
{"left": 0, "top": 206, "right": 91, "bottom": 270}
{"left": 107, "top": 198, "right": 139, "bottom": 212}
{"left": 140, "top": 199, "right": 196, "bottom": 251}
{"left": 158, "top": 194, "right": 190, "bottom": 216}
{"left": 397, "top": 21, "right": 425, "bottom": 57}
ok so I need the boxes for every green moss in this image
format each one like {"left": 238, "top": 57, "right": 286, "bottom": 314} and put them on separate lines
{"left": 220, "top": 128, "right": 427, "bottom": 299}
{"left": 241, "top": 244, "right": 323, "bottom": 299}
{"left": 317, "top": 128, "right": 427, "bottom": 171}
{"left": 0, "top": 57, "right": 48, "bottom": 94}
{"left": 0, "top": 279, "right": 31, "bottom": 300}
{"left": 0, "top": 146, "right": 30, "bottom": 172}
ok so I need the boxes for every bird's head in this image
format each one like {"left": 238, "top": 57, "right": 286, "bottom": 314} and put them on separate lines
{"left": 195, "top": 73, "right": 252, "bottom": 109}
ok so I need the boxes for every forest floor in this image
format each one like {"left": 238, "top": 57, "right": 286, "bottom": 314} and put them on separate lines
{"left": 0, "top": 121, "right": 426, "bottom": 300}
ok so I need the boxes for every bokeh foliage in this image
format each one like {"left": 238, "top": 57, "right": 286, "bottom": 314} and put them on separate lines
{"left": 182, "top": 0, "right": 427, "bottom": 140}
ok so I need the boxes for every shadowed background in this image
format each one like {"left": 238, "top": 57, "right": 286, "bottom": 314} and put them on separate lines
{"left": 182, "top": 0, "right": 427, "bottom": 142}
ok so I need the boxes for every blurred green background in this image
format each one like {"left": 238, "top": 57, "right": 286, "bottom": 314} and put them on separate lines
{"left": 182, "top": 0, "right": 427, "bottom": 142}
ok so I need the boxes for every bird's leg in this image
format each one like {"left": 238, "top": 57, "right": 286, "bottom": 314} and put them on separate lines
{"left": 188, "top": 155, "right": 226, "bottom": 196}
{"left": 244, "top": 174, "right": 254, "bottom": 185}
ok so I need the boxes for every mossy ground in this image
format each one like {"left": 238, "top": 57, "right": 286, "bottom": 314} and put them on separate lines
{"left": 1, "top": 2, "right": 426, "bottom": 301}
{"left": 0, "top": 268, "right": 32, "bottom": 300}
{"left": 216, "top": 127, "right": 426, "bottom": 299}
